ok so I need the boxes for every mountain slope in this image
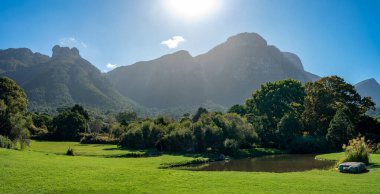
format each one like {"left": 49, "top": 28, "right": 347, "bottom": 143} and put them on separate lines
{"left": 1, "top": 46, "right": 137, "bottom": 112}
{"left": 355, "top": 78, "right": 380, "bottom": 107}
{"left": 108, "top": 32, "right": 320, "bottom": 108}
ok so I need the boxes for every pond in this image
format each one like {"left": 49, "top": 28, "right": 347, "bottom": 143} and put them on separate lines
{"left": 178, "top": 154, "right": 336, "bottom": 173}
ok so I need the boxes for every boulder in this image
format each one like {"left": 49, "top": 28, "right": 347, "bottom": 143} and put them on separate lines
{"left": 338, "top": 162, "right": 367, "bottom": 174}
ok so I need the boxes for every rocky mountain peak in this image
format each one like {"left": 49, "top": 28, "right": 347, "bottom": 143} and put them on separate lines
{"left": 356, "top": 78, "right": 379, "bottom": 88}
{"left": 52, "top": 45, "right": 80, "bottom": 59}
{"left": 225, "top": 32, "right": 267, "bottom": 48}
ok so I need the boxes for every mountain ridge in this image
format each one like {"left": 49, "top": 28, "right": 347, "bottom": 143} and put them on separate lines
{"left": 108, "top": 32, "right": 321, "bottom": 108}
{"left": 0, "top": 45, "right": 138, "bottom": 112}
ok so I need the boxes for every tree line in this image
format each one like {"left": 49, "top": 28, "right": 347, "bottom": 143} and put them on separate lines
{"left": 1, "top": 76, "right": 379, "bottom": 154}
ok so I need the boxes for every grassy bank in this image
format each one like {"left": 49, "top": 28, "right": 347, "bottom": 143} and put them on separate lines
{"left": 1, "top": 141, "right": 379, "bottom": 193}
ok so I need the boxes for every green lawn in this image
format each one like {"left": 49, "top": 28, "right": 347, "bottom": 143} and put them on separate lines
{"left": 1, "top": 141, "right": 379, "bottom": 193}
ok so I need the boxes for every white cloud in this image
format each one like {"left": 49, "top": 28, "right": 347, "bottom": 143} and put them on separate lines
{"left": 161, "top": 36, "right": 185, "bottom": 49}
{"left": 59, "top": 37, "right": 88, "bottom": 49}
{"left": 106, "top": 63, "right": 118, "bottom": 69}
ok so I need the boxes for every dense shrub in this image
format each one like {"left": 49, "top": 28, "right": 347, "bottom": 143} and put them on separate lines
{"left": 339, "top": 137, "right": 371, "bottom": 164}
{"left": 119, "top": 124, "right": 144, "bottom": 149}
{"left": 288, "top": 135, "right": 330, "bottom": 154}
{"left": 161, "top": 127, "right": 194, "bottom": 152}
{"left": 0, "top": 135, "right": 14, "bottom": 149}
{"left": 80, "top": 133, "right": 118, "bottom": 144}
{"left": 66, "top": 147, "right": 75, "bottom": 156}
{"left": 223, "top": 139, "right": 239, "bottom": 155}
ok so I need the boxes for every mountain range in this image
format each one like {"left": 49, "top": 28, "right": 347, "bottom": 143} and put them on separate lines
{"left": 108, "top": 33, "right": 320, "bottom": 108}
{"left": 0, "top": 32, "right": 379, "bottom": 115}
{"left": 0, "top": 45, "right": 137, "bottom": 112}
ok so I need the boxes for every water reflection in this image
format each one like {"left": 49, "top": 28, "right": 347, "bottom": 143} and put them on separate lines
{"left": 180, "top": 154, "right": 335, "bottom": 173}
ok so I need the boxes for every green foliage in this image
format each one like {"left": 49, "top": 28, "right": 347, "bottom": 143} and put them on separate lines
{"left": 303, "top": 76, "right": 374, "bottom": 136}
{"left": 326, "top": 107, "right": 355, "bottom": 147}
{"left": 339, "top": 137, "right": 371, "bottom": 164}
{"left": 355, "top": 115, "right": 380, "bottom": 141}
{"left": 276, "top": 113, "right": 302, "bottom": 149}
{"left": 0, "top": 135, "right": 14, "bottom": 149}
{"left": 161, "top": 126, "right": 194, "bottom": 152}
{"left": 223, "top": 139, "right": 239, "bottom": 155}
{"left": 245, "top": 79, "right": 305, "bottom": 147}
{"left": 52, "top": 105, "right": 89, "bottom": 141}
{"left": 0, "top": 77, "right": 30, "bottom": 148}
{"left": 288, "top": 136, "right": 330, "bottom": 154}
{"left": 116, "top": 111, "right": 137, "bottom": 126}
{"left": 119, "top": 112, "right": 257, "bottom": 154}
{"left": 228, "top": 104, "right": 246, "bottom": 116}
{"left": 192, "top": 107, "right": 208, "bottom": 122}
{"left": 79, "top": 133, "right": 118, "bottom": 144}
{"left": 66, "top": 147, "right": 75, "bottom": 156}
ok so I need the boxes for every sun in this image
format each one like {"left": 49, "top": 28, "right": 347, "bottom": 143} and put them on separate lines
{"left": 166, "top": 0, "right": 219, "bottom": 21}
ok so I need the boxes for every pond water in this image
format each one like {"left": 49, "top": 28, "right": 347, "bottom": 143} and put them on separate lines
{"left": 179, "top": 154, "right": 336, "bottom": 173}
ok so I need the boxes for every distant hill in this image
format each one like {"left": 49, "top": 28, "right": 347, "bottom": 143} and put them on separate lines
{"left": 0, "top": 45, "right": 137, "bottom": 112}
{"left": 355, "top": 78, "right": 380, "bottom": 107}
{"left": 108, "top": 32, "right": 320, "bottom": 108}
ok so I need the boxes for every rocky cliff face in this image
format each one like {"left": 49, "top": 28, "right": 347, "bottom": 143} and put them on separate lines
{"left": 0, "top": 48, "right": 49, "bottom": 73}
{"left": 108, "top": 32, "right": 320, "bottom": 108}
{"left": 1, "top": 45, "right": 137, "bottom": 112}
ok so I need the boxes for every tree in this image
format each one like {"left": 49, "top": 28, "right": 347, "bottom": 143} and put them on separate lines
{"left": 71, "top": 104, "right": 90, "bottom": 121}
{"left": 192, "top": 107, "right": 208, "bottom": 122}
{"left": 52, "top": 105, "right": 89, "bottom": 141}
{"left": 303, "top": 76, "right": 374, "bottom": 136}
{"left": 245, "top": 79, "right": 305, "bottom": 146}
{"left": 276, "top": 113, "right": 302, "bottom": 149}
{"left": 116, "top": 111, "right": 137, "bottom": 126}
{"left": 0, "top": 77, "right": 30, "bottom": 147}
{"left": 326, "top": 107, "right": 355, "bottom": 148}
{"left": 228, "top": 104, "right": 246, "bottom": 116}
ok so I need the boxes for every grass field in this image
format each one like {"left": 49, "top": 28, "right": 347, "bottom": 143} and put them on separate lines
{"left": 1, "top": 141, "right": 379, "bottom": 193}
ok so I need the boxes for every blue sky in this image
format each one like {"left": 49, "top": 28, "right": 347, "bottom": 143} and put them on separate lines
{"left": 0, "top": 0, "right": 379, "bottom": 83}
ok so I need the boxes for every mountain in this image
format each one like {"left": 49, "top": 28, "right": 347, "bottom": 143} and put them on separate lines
{"left": 108, "top": 32, "right": 320, "bottom": 108}
{"left": 108, "top": 50, "right": 207, "bottom": 108}
{"left": 355, "top": 78, "right": 380, "bottom": 107}
{"left": 0, "top": 48, "right": 49, "bottom": 73}
{"left": 0, "top": 45, "right": 137, "bottom": 112}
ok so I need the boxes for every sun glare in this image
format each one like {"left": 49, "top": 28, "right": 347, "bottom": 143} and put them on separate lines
{"left": 166, "top": 0, "right": 219, "bottom": 21}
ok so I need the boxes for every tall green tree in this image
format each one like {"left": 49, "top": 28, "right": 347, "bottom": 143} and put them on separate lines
{"left": 245, "top": 79, "right": 305, "bottom": 147}
{"left": 0, "top": 77, "right": 30, "bottom": 147}
{"left": 303, "top": 76, "right": 374, "bottom": 136}
{"left": 52, "top": 105, "right": 89, "bottom": 141}
{"left": 326, "top": 107, "right": 355, "bottom": 148}
{"left": 276, "top": 113, "right": 302, "bottom": 149}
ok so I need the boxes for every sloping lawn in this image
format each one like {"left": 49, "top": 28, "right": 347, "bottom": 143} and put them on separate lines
{"left": 1, "top": 141, "right": 379, "bottom": 193}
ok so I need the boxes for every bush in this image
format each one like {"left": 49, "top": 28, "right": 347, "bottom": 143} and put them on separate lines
{"left": 66, "top": 147, "right": 75, "bottom": 156}
{"left": 376, "top": 143, "right": 380, "bottom": 154}
{"left": 339, "top": 137, "right": 371, "bottom": 164}
{"left": 80, "top": 133, "right": 119, "bottom": 144}
{"left": 223, "top": 139, "right": 239, "bottom": 155}
{"left": 288, "top": 135, "right": 330, "bottom": 154}
{"left": 0, "top": 135, "right": 14, "bottom": 149}
{"left": 119, "top": 126, "right": 144, "bottom": 149}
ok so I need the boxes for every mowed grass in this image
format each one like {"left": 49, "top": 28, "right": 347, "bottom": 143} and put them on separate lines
{"left": 27, "top": 140, "right": 145, "bottom": 157}
{"left": 1, "top": 141, "right": 379, "bottom": 193}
